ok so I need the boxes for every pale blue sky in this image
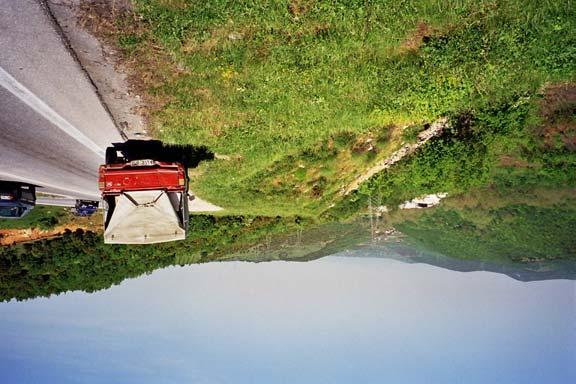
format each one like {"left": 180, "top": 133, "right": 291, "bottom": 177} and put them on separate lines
{"left": 1, "top": 255, "right": 575, "bottom": 383}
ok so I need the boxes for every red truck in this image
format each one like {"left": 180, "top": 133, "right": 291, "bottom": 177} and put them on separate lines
{"left": 99, "top": 145, "right": 189, "bottom": 244}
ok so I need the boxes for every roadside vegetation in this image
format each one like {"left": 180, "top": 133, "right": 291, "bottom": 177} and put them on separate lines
{"left": 0, "top": 215, "right": 313, "bottom": 301}
{"left": 389, "top": 187, "right": 576, "bottom": 263}
{"left": 398, "top": 204, "right": 576, "bottom": 263}
{"left": 0, "top": 206, "right": 70, "bottom": 231}
{"left": 89, "top": 0, "right": 575, "bottom": 217}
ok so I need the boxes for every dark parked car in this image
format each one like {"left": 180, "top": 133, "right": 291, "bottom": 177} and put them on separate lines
{"left": 0, "top": 181, "right": 36, "bottom": 219}
{"left": 74, "top": 200, "right": 100, "bottom": 217}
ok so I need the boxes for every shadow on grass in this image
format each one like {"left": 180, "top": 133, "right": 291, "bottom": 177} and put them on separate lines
{"left": 108, "top": 140, "right": 214, "bottom": 168}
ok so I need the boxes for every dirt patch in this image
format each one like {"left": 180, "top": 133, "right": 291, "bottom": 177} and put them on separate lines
{"left": 351, "top": 135, "right": 377, "bottom": 154}
{"left": 310, "top": 176, "right": 327, "bottom": 197}
{"left": 537, "top": 82, "right": 576, "bottom": 151}
{"left": 400, "top": 21, "right": 437, "bottom": 52}
{"left": 182, "top": 33, "right": 221, "bottom": 55}
{"left": 288, "top": 0, "right": 314, "bottom": 17}
{"left": 0, "top": 221, "right": 100, "bottom": 246}
{"left": 1, "top": 227, "right": 64, "bottom": 246}
{"left": 0, "top": 206, "right": 101, "bottom": 245}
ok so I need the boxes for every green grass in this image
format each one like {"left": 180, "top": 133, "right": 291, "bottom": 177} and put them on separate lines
{"left": 115, "top": 0, "right": 575, "bottom": 217}
{"left": 374, "top": 185, "right": 576, "bottom": 262}
{"left": 327, "top": 89, "right": 576, "bottom": 219}
{"left": 0, "top": 206, "right": 70, "bottom": 231}
{"left": 397, "top": 204, "right": 576, "bottom": 262}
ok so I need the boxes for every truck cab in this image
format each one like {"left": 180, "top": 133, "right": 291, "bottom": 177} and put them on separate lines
{"left": 99, "top": 144, "right": 189, "bottom": 244}
{"left": 0, "top": 181, "right": 36, "bottom": 219}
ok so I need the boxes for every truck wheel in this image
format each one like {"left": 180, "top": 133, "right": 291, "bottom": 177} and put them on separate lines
{"left": 105, "top": 147, "right": 118, "bottom": 164}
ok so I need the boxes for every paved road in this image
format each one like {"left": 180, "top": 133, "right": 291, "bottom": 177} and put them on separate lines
{"left": 0, "top": 0, "right": 122, "bottom": 200}
{"left": 36, "top": 197, "right": 76, "bottom": 207}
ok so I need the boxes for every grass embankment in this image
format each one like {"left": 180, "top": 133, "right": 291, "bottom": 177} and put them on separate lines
{"left": 0, "top": 206, "right": 69, "bottom": 230}
{"left": 101, "top": 0, "right": 575, "bottom": 217}
{"left": 0, "top": 206, "right": 103, "bottom": 245}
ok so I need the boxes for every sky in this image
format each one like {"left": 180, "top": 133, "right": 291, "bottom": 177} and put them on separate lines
{"left": 0, "top": 254, "right": 575, "bottom": 384}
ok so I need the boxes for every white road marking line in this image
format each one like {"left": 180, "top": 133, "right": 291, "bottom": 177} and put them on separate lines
{"left": 0, "top": 172, "right": 98, "bottom": 198}
{"left": 0, "top": 66, "right": 105, "bottom": 157}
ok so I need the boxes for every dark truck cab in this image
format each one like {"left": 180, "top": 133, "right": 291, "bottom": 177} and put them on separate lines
{"left": 99, "top": 147, "right": 189, "bottom": 244}
{"left": 0, "top": 181, "right": 36, "bottom": 219}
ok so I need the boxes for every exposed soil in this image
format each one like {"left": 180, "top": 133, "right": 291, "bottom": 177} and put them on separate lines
{"left": 351, "top": 135, "right": 378, "bottom": 154}
{"left": 288, "top": 0, "right": 314, "bottom": 17}
{"left": 1, "top": 226, "right": 68, "bottom": 246}
{"left": 1, "top": 204, "right": 102, "bottom": 245}
{"left": 0, "top": 220, "right": 101, "bottom": 246}
{"left": 400, "top": 21, "right": 437, "bottom": 52}
{"left": 537, "top": 82, "right": 576, "bottom": 151}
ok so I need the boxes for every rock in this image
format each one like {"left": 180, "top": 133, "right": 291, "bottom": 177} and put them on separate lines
{"left": 399, "top": 193, "right": 448, "bottom": 209}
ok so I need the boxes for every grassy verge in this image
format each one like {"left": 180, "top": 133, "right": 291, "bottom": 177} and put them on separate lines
{"left": 95, "top": 0, "right": 575, "bottom": 217}
{"left": 0, "top": 206, "right": 70, "bottom": 230}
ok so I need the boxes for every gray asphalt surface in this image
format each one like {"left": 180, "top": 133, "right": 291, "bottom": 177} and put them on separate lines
{"left": 0, "top": 0, "right": 122, "bottom": 199}
{"left": 36, "top": 197, "right": 76, "bottom": 207}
